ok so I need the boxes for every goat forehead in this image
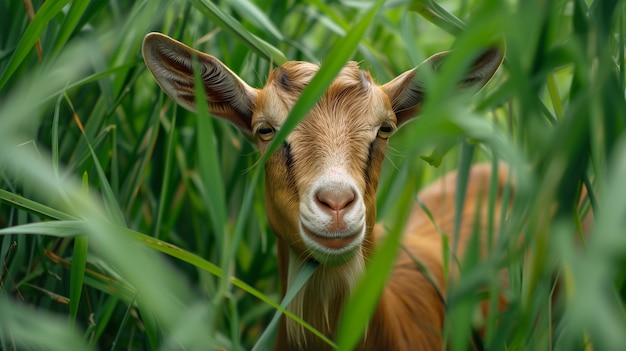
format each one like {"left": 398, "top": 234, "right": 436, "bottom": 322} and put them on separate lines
{"left": 270, "top": 60, "right": 372, "bottom": 92}
{"left": 258, "top": 61, "right": 389, "bottom": 128}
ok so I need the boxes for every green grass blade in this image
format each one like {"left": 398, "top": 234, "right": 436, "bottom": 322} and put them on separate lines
{"left": 52, "top": 88, "right": 65, "bottom": 177}
{"left": 0, "top": 189, "right": 76, "bottom": 221}
{"left": 187, "top": 0, "right": 286, "bottom": 64}
{"left": 546, "top": 73, "right": 564, "bottom": 119}
{"left": 229, "top": 0, "right": 284, "bottom": 41}
{"left": 91, "top": 297, "right": 119, "bottom": 344}
{"left": 191, "top": 53, "right": 230, "bottom": 322}
{"left": 69, "top": 172, "right": 90, "bottom": 325}
{"left": 261, "top": 0, "right": 386, "bottom": 163}
{"left": 154, "top": 101, "right": 176, "bottom": 241}
{"left": 305, "top": 0, "right": 349, "bottom": 30}
{"left": 110, "top": 298, "right": 138, "bottom": 350}
{"left": 125, "top": 226, "right": 322, "bottom": 340}
{"left": 335, "top": 165, "right": 415, "bottom": 350}
{"left": 51, "top": 0, "right": 91, "bottom": 56}
{"left": 0, "top": 221, "right": 85, "bottom": 237}
{"left": 410, "top": 0, "right": 466, "bottom": 36}
{"left": 251, "top": 261, "right": 319, "bottom": 351}
{"left": 81, "top": 133, "right": 126, "bottom": 227}
{"left": 192, "top": 56, "right": 227, "bottom": 237}
{"left": 119, "top": 93, "right": 161, "bottom": 213}
{"left": 452, "top": 142, "right": 474, "bottom": 255}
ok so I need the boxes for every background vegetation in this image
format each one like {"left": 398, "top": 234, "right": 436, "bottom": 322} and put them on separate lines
{"left": 0, "top": 0, "right": 624, "bottom": 350}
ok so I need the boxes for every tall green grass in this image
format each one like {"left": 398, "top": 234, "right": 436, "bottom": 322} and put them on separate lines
{"left": 0, "top": 0, "right": 624, "bottom": 350}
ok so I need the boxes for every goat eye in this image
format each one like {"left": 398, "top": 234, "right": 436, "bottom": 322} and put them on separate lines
{"left": 377, "top": 122, "right": 395, "bottom": 139}
{"left": 256, "top": 125, "right": 275, "bottom": 141}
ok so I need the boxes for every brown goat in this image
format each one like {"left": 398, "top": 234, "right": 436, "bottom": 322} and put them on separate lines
{"left": 142, "top": 32, "right": 505, "bottom": 350}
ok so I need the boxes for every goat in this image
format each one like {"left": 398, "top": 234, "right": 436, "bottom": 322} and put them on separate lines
{"left": 142, "top": 32, "right": 505, "bottom": 350}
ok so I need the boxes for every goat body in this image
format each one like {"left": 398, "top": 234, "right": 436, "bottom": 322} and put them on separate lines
{"left": 142, "top": 32, "right": 505, "bottom": 350}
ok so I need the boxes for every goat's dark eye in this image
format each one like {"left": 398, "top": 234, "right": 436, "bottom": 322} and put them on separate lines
{"left": 377, "top": 122, "right": 395, "bottom": 139}
{"left": 256, "top": 124, "right": 275, "bottom": 141}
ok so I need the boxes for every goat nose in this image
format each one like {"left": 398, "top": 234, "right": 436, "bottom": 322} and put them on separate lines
{"left": 314, "top": 188, "right": 355, "bottom": 231}
{"left": 315, "top": 188, "right": 355, "bottom": 211}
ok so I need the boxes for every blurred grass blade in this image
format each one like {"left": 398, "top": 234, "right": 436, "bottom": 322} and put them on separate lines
{"left": 567, "top": 137, "right": 626, "bottom": 349}
{"left": 0, "top": 297, "right": 92, "bottom": 351}
{"left": 0, "top": 0, "right": 71, "bottom": 89}
{"left": 188, "top": 0, "right": 286, "bottom": 64}
{"left": 410, "top": 0, "right": 466, "bottom": 36}
{"left": 0, "top": 42, "right": 95, "bottom": 134}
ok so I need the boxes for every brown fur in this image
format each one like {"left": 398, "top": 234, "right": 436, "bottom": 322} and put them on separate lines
{"left": 142, "top": 32, "right": 507, "bottom": 350}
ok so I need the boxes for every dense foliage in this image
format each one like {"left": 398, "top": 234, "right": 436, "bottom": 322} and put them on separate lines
{"left": 0, "top": 0, "right": 624, "bottom": 350}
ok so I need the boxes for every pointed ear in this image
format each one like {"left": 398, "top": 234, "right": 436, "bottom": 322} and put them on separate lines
{"left": 381, "top": 47, "right": 504, "bottom": 126}
{"left": 142, "top": 32, "right": 258, "bottom": 135}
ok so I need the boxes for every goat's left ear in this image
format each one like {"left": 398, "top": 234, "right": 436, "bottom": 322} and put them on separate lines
{"left": 142, "top": 32, "right": 258, "bottom": 136}
{"left": 382, "top": 46, "right": 504, "bottom": 126}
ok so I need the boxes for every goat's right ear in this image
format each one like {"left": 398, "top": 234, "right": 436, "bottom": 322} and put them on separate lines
{"left": 382, "top": 46, "right": 504, "bottom": 126}
{"left": 142, "top": 32, "right": 258, "bottom": 135}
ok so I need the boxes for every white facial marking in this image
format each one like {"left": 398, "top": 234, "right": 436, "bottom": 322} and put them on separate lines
{"left": 299, "top": 167, "right": 366, "bottom": 265}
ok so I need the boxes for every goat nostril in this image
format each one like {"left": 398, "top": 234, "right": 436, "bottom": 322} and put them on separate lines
{"left": 315, "top": 190, "right": 355, "bottom": 211}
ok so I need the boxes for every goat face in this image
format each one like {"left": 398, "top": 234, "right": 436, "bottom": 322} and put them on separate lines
{"left": 142, "top": 32, "right": 504, "bottom": 267}
{"left": 257, "top": 61, "right": 395, "bottom": 265}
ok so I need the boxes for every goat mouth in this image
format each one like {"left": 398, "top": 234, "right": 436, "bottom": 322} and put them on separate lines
{"left": 301, "top": 224, "right": 362, "bottom": 250}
